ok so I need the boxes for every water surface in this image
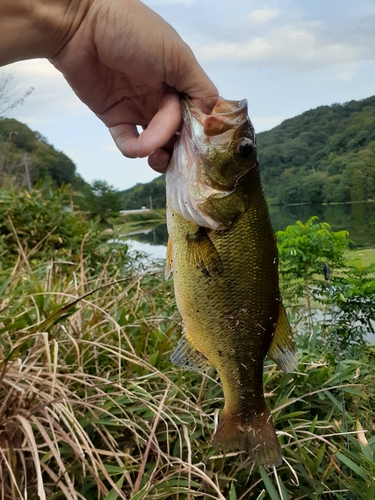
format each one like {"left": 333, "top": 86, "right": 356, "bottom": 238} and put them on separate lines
{"left": 126, "top": 202, "right": 375, "bottom": 255}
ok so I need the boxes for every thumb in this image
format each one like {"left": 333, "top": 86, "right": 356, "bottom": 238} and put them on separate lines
{"left": 166, "top": 43, "right": 219, "bottom": 114}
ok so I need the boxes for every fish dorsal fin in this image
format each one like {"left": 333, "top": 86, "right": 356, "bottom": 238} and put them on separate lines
{"left": 171, "top": 331, "right": 211, "bottom": 373}
{"left": 165, "top": 237, "right": 173, "bottom": 280}
{"left": 187, "top": 228, "right": 223, "bottom": 276}
{"left": 267, "top": 303, "right": 298, "bottom": 372}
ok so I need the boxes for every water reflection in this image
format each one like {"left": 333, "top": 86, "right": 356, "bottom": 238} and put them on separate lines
{"left": 125, "top": 202, "right": 375, "bottom": 252}
{"left": 126, "top": 223, "right": 168, "bottom": 246}
{"left": 269, "top": 202, "right": 375, "bottom": 248}
{"left": 126, "top": 239, "right": 167, "bottom": 260}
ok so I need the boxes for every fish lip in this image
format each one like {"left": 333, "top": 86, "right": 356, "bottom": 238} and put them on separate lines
{"left": 166, "top": 95, "right": 256, "bottom": 231}
{"left": 182, "top": 95, "right": 248, "bottom": 128}
{"left": 182, "top": 95, "right": 248, "bottom": 116}
{"left": 211, "top": 97, "right": 248, "bottom": 117}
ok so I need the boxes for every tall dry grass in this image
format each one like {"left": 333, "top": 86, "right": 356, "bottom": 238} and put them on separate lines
{"left": 1, "top": 189, "right": 374, "bottom": 499}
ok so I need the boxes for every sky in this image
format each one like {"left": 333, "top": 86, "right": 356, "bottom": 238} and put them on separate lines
{"left": 1, "top": 0, "right": 375, "bottom": 191}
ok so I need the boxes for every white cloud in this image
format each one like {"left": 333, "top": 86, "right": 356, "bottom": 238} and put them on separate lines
{"left": 2, "top": 60, "right": 88, "bottom": 122}
{"left": 193, "top": 22, "right": 371, "bottom": 73}
{"left": 334, "top": 63, "right": 357, "bottom": 81}
{"left": 198, "top": 38, "right": 270, "bottom": 62}
{"left": 247, "top": 8, "right": 280, "bottom": 24}
{"left": 335, "top": 70, "right": 355, "bottom": 81}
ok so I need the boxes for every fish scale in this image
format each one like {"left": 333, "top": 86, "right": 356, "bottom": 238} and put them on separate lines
{"left": 166, "top": 96, "right": 298, "bottom": 467}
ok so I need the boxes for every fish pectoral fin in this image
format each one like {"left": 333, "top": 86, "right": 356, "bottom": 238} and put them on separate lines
{"left": 165, "top": 237, "right": 173, "bottom": 280}
{"left": 171, "top": 331, "right": 211, "bottom": 373}
{"left": 267, "top": 303, "right": 298, "bottom": 372}
{"left": 187, "top": 228, "right": 223, "bottom": 276}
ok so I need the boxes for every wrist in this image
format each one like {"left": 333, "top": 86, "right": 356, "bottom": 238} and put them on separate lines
{"left": 0, "top": 0, "right": 92, "bottom": 66}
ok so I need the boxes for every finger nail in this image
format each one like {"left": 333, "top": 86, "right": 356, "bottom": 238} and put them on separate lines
{"left": 153, "top": 160, "right": 169, "bottom": 172}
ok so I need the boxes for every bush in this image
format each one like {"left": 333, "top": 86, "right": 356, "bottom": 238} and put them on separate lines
{"left": 0, "top": 184, "right": 129, "bottom": 276}
{"left": 1, "top": 202, "right": 374, "bottom": 499}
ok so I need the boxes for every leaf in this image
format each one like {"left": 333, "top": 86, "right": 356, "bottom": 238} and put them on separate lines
{"left": 230, "top": 482, "right": 237, "bottom": 500}
{"left": 324, "top": 391, "right": 344, "bottom": 412}
{"left": 16, "top": 415, "right": 46, "bottom": 500}
{"left": 104, "top": 474, "right": 125, "bottom": 500}
{"left": 309, "top": 414, "right": 318, "bottom": 433}
{"left": 336, "top": 451, "right": 369, "bottom": 481}
{"left": 366, "top": 482, "right": 375, "bottom": 500}
{"left": 0, "top": 274, "right": 13, "bottom": 297}
{"left": 259, "top": 467, "right": 280, "bottom": 500}
{"left": 255, "top": 491, "right": 266, "bottom": 500}
{"left": 356, "top": 421, "right": 374, "bottom": 462}
{"left": 130, "top": 483, "right": 151, "bottom": 500}
{"left": 278, "top": 476, "right": 289, "bottom": 500}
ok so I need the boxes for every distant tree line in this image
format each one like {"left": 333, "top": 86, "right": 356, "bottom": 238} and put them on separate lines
{"left": 118, "top": 175, "right": 166, "bottom": 210}
{"left": 120, "top": 95, "right": 375, "bottom": 208}
{"left": 257, "top": 95, "right": 375, "bottom": 204}
{"left": 2, "top": 94, "right": 374, "bottom": 211}
{"left": 0, "top": 118, "right": 122, "bottom": 221}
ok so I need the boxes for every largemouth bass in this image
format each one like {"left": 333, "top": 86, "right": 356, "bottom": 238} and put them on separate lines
{"left": 165, "top": 96, "right": 297, "bottom": 467}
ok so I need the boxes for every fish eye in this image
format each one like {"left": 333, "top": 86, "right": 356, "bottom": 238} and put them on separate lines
{"left": 237, "top": 138, "right": 254, "bottom": 158}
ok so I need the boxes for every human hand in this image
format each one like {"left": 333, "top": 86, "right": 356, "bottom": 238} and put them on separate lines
{"left": 50, "top": 0, "right": 218, "bottom": 171}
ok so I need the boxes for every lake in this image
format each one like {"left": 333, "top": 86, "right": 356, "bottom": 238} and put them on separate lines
{"left": 125, "top": 202, "right": 375, "bottom": 257}
{"left": 269, "top": 201, "right": 375, "bottom": 248}
{"left": 124, "top": 202, "right": 375, "bottom": 341}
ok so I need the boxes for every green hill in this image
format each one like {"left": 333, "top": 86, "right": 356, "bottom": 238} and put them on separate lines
{"left": 0, "top": 118, "right": 122, "bottom": 219}
{"left": 258, "top": 95, "right": 375, "bottom": 204}
{"left": 119, "top": 174, "right": 166, "bottom": 210}
{"left": 120, "top": 95, "right": 375, "bottom": 208}
{"left": 0, "top": 118, "right": 88, "bottom": 190}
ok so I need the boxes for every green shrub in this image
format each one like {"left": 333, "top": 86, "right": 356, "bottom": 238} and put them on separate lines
{"left": 1, "top": 201, "right": 374, "bottom": 499}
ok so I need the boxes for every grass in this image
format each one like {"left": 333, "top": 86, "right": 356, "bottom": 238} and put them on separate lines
{"left": 348, "top": 248, "right": 375, "bottom": 267}
{"left": 1, "top": 245, "right": 374, "bottom": 499}
{"left": 1, "top": 190, "right": 375, "bottom": 499}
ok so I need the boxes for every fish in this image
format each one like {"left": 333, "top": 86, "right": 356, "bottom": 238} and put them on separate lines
{"left": 165, "top": 96, "right": 297, "bottom": 467}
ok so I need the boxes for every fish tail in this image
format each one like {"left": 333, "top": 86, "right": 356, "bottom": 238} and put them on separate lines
{"left": 212, "top": 403, "right": 282, "bottom": 467}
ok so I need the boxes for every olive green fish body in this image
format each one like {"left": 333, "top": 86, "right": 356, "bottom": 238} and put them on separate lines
{"left": 167, "top": 172, "right": 282, "bottom": 465}
{"left": 166, "top": 96, "right": 297, "bottom": 467}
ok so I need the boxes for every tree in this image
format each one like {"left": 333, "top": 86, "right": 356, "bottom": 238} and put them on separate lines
{"left": 277, "top": 217, "right": 350, "bottom": 331}
{"left": 0, "top": 117, "right": 88, "bottom": 190}
{"left": 301, "top": 171, "right": 326, "bottom": 204}
{"left": 119, "top": 175, "right": 166, "bottom": 209}
{"left": 276, "top": 168, "right": 305, "bottom": 204}
{"left": 256, "top": 95, "right": 375, "bottom": 202}
{"left": 87, "top": 180, "right": 122, "bottom": 221}
{"left": 0, "top": 71, "right": 34, "bottom": 116}
{"left": 32, "top": 142, "right": 77, "bottom": 185}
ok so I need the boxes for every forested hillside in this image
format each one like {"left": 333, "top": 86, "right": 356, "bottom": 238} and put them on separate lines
{"left": 119, "top": 175, "right": 166, "bottom": 210}
{"left": 258, "top": 95, "right": 375, "bottom": 204}
{"left": 0, "top": 118, "right": 87, "bottom": 189}
{"left": 0, "top": 118, "right": 122, "bottom": 219}
{"left": 120, "top": 95, "right": 375, "bottom": 208}
{"left": 2, "top": 95, "right": 374, "bottom": 210}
